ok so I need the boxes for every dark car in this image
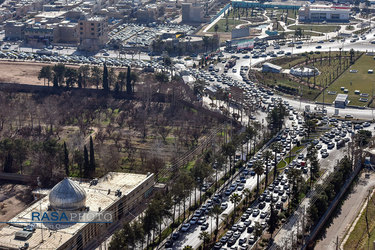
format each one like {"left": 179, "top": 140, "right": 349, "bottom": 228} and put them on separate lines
{"left": 201, "top": 222, "right": 209, "bottom": 231}
{"left": 172, "top": 232, "right": 180, "bottom": 240}
{"left": 247, "top": 225, "right": 254, "bottom": 233}
{"left": 165, "top": 239, "right": 173, "bottom": 248}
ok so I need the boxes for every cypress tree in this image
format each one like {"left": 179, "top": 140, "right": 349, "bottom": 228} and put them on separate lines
{"left": 53, "top": 74, "right": 58, "bottom": 88}
{"left": 84, "top": 146, "right": 89, "bottom": 177}
{"left": 103, "top": 63, "right": 109, "bottom": 91}
{"left": 89, "top": 136, "right": 95, "bottom": 174}
{"left": 63, "top": 142, "right": 69, "bottom": 176}
{"left": 77, "top": 73, "right": 82, "bottom": 89}
{"left": 126, "top": 66, "right": 132, "bottom": 95}
{"left": 3, "top": 152, "right": 13, "bottom": 173}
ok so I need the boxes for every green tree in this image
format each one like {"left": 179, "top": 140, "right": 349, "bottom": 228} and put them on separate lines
{"left": 38, "top": 66, "right": 52, "bottom": 86}
{"left": 253, "top": 160, "right": 264, "bottom": 196}
{"left": 222, "top": 142, "right": 236, "bottom": 177}
{"left": 267, "top": 202, "right": 279, "bottom": 239}
{"left": 272, "top": 142, "right": 282, "bottom": 181}
{"left": 262, "top": 150, "right": 273, "bottom": 185}
{"left": 83, "top": 146, "right": 89, "bottom": 177}
{"left": 3, "top": 151, "right": 13, "bottom": 173}
{"left": 78, "top": 65, "right": 90, "bottom": 88}
{"left": 53, "top": 74, "right": 58, "bottom": 88}
{"left": 126, "top": 66, "right": 132, "bottom": 95}
{"left": 91, "top": 66, "right": 102, "bottom": 89}
{"left": 210, "top": 204, "right": 222, "bottom": 240}
{"left": 230, "top": 193, "right": 242, "bottom": 221}
{"left": 52, "top": 63, "right": 66, "bottom": 86}
{"left": 103, "top": 63, "right": 109, "bottom": 91}
{"left": 155, "top": 72, "right": 169, "bottom": 83}
{"left": 63, "top": 142, "right": 69, "bottom": 176}
{"left": 65, "top": 68, "right": 78, "bottom": 88}
{"left": 199, "top": 231, "right": 210, "bottom": 249}
{"left": 89, "top": 136, "right": 95, "bottom": 175}
{"left": 117, "top": 71, "right": 127, "bottom": 92}
{"left": 214, "top": 24, "right": 219, "bottom": 33}
{"left": 307, "top": 144, "right": 320, "bottom": 186}
{"left": 243, "top": 188, "right": 252, "bottom": 207}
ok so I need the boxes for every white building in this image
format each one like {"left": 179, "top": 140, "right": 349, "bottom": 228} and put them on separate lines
{"left": 299, "top": 4, "right": 351, "bottom": 22}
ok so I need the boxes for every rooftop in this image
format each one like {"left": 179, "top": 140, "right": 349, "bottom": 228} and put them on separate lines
{"left": 0, "top": 172, "right": 153, "bottom": 250}
{"left": 335, "top": 94, "right": 348, "bottom": 102}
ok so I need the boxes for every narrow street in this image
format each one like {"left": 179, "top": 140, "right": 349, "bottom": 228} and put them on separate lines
{"left": 316, "top": 172, "right": 375, "bottom": 250}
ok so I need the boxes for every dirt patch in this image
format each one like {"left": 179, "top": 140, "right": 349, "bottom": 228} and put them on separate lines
{"left": 0, "top": 61, "right": 51, "bottom": 85}
{"left": 0, "top": 183, "right": 33, "bottom": 228}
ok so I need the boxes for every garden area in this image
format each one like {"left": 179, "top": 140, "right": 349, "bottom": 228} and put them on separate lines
{"left": 315, "top": 54, "right": 375, "bottom": 107}
{"left": 253, "top": 70, "right": 321, "bottom": 101}
{"left": 208, "top": 19, "right": 247, "bottom": 33}
{"left": 288, "top": 25, "right": 341, "bottom": 33}
{"left": 258, "top": 51, "right": 360, "bottom": 101}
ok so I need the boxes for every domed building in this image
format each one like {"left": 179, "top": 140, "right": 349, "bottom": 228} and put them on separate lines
{"left": 0, "top": 172, "right": 155, "bottom": 250}
{"left": 49, "top": 178, "right": 87, "bottom": 211}
{"left": 290, "top": 66, "right": 320, "bottom": 77}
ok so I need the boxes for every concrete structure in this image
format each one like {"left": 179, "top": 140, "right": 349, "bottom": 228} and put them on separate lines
{"left": 182, "top": 2, "right": 204, "bottom": 23}
{"left": 335, "top": 94, "right": 349, "bottom": 108}
{"left": 262, "top": 62, "right": 282, "bottom": 73}
{"left": 24, "top": 23, "right": 54, "bottom": 47}
{"left": 53, "top": 21, "right": 79, "bottom": 44}
{"left": 4, "top": 21, "right": 25, "bottom": 40}
{"left": 231, "top": 27, "right": 250, "bottom": 39}
{"left": 0, "top": 172, "right": 155, "bottom": 250}
{"left": 298, "top": 4, "right": 351, "bottom": 22}
{"left": 78, "top": 16, "right": 108, "bottom": 51}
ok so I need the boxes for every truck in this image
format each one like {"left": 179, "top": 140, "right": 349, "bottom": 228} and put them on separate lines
{"left": 225, "top": 58, "right": 236, "bottom": 68}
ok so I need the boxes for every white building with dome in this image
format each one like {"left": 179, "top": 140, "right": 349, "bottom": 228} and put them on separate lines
{"left": 290, "top": 65, "right": 320, "bottom": 77}
{"left": 0, "top": 172, "right": 155, "bottom": 250}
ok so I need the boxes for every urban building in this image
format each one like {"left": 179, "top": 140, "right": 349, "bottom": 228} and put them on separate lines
{"left": 334, "top": 94, "right": 349, "bottom": 108}
{"left": 181, "top": 2, "right": 204, "bottom": 23}
{"left": 24, "top": 23, "right": 54, "bottom": 48}
{"left": 298, "top": 4, "right": 351, "bottom": 22}
{"left": 4, "top": 21, "right": 25, "bottom": 40}
{"left": 77, "top": 16, "right": 109, "bottom": 51}
{"left": 53, "top": 21, "right": 79, "bottom": 44}
{"left": 0, "top": 172, "right": 155, "bottom": 250}
{"left": 231, "top": 27, "right": 251, "bottom": 39}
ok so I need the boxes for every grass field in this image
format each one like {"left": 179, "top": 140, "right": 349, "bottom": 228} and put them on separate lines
{"left": 208, "top": 19, "right": 247, "bottom": 32}
{"left": 315, "top": 54, "right": 375, "bottom": 107}
{"left": 254, "top": 71, "right": 321, "bottom": 101}
{"left": 284, "top": 31, "right": 324, "bottom": 37}
{"left": 288, "top": 25, "right": 341, "bottom": 33}
{"left": 344, "top": 191, "right": 375, "bottom": 250}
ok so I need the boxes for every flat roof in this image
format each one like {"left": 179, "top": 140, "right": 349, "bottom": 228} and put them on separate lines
{"left": 0, "top": 172, "right": 153, "bottom": 250}
{"left": 263, "top": 62, "right": 282, "bottom": 71}
{"left": 335, "top": 94, "right": 348, "bottom": 102}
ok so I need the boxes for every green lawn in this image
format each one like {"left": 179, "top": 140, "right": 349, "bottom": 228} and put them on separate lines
{"left": 344, "top": 191, "right": 375, "bottom": 250}
{"left": 315, "top": 54, "right": 375, "bottom": 107}
{"left": 288, "top": 25, "right": 341, "bottom": 33}
{"left": 208, "top": 19, "right": 247, "bottom": 32}
{"left": 284, "top": 31, "right": 324, "bottom": 37}
{"left": 254, "top": 71, "right": 321, "bottom": 101}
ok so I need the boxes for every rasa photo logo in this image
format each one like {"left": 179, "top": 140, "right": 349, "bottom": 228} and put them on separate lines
{"left": 31, "top": 211, "right": 113, "bottom": 226}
